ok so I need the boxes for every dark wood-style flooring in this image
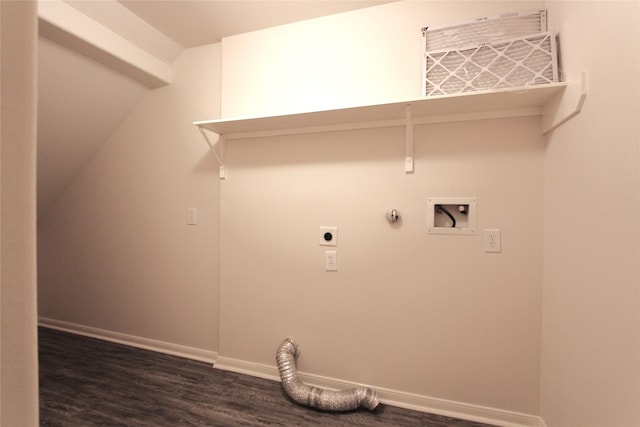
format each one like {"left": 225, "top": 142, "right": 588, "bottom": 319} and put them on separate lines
{"left": 39, "top": 328, "right": 496, "bottom": 426}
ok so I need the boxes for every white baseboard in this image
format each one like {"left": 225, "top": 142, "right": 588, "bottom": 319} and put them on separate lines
{"left": 38, "top": 317, "right": 217, "bottom": 365}
{"left": 215, "top": 356, "right": 546, "bottom": 427}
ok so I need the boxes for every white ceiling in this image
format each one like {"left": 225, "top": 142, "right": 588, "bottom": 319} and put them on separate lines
{"left": 117, "top": 0, "right": 394, "bottom": 48}
{"left": 37, "top": 1, "right": 393, "bottom": 213}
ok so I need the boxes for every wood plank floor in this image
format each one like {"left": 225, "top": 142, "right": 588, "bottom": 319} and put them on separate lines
{"left": 39, "top": 328, "right": 496, "bottom": 427}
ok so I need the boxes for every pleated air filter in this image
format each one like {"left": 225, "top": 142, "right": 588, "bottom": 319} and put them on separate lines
{"left": 422, "top": 10, "right": 559, "bottom": 96}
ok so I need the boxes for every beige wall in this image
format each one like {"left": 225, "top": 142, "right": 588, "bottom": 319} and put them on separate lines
{"left": 220, "top": 118, "right": 545, "bottom": 414}
{"left": 35, "top": 1, "right": 640, "bottom": 425}
{"left": 219, "top": 1, "right": 546, "bottom": 415}
{"left": 37, "top": 43, "right": 222, "bottom": 352}
{"left": 37, "top": 37, "right": 148, "bottom": 212}
{"left": 221, "top": 0, "right": 544, "bottom": 118}
{"left": 0, "top": 1, "right": 40, "bottom": 425}
{"left": 541, "top": 2, "right": 640, "bottom": 426}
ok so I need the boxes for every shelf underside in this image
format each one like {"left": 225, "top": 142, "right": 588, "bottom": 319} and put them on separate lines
{"left": 195, "top": 83, "right": 567, "bottom": 139}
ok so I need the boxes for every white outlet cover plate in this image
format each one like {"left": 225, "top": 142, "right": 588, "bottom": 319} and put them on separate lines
{"left": 484, "top": 229, "right": 502, "bottom": 253}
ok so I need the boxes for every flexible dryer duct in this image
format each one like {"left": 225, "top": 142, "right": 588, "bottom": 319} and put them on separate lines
{"left": 275, "top": 338, "right": 379, "bottom": 411}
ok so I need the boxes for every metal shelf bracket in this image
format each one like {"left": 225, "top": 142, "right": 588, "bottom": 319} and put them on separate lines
{"left": 542, "top": 71, "right": 588, "bottom": 134}
{"left": 198, "top": 126, "right": 226, "bottom": 179}
{"left": 404, "top": 105, "right": 414, "bottom": 174}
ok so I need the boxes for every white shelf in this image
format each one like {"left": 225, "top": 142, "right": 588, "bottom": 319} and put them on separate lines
{"left": 195, "top": 83, "right": 568, "bottom": 140}
{"left": 194, "top": 77, "right": 587, "bottom": 178}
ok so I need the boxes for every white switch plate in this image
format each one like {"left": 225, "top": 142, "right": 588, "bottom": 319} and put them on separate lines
{"left": 325, "top": 251, "right": 338, "bottom": 271}
{"left": 187, "top": 208, "right": 197, "bottom": 225}
{"left": 484, "top": 229, "right": 501, "bottom": 253}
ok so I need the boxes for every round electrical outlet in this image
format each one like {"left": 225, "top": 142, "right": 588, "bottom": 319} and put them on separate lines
{"left": 319, "top": 226, "right": 338, "bottom": 246}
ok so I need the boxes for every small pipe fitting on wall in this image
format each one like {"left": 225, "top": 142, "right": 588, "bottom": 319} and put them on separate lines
{"left": 386, "top": 208, "right": 399, "bottom": 223}
{"left": 275, "top": 338, "right": 379, "bottom": 411}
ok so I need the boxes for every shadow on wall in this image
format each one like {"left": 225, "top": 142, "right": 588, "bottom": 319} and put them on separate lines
{"left": 223, "top": 115, "right": 543, "bottom": 172}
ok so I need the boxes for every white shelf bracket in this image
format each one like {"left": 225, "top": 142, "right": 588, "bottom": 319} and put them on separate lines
{"left": 404, "top": 105, "right": 414, "bottom": 174}
{"left": 542, "top": 71, "right": 588, "bottom": 134}
{"left": 198, "top": 126, "right": 226, "bottom": 179}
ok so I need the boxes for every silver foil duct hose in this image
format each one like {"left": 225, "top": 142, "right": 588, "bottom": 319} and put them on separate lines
{"left": 275, "top": 337, "right": 379, "bottom": 411}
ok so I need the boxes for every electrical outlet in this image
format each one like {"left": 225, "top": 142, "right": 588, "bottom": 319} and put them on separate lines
{"left": 319, "top": 226, "right": 338, "bottom": 246}
{"left": 484, "top": 229, "right": 501, "bottom": 253}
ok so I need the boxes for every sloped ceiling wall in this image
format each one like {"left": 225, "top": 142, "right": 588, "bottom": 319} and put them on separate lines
{"left": 37, "top": 37, "right": 148, "bottom": 212}
{"left": 36, "top": 0, "right": 174, "bottom": 213}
